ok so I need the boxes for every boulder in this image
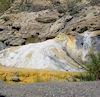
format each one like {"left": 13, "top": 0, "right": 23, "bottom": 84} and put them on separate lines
{"left": 35, "top": 17, "right": 57, "bottom": 23}
{"left": 49, "top": 15, "right": 73, "bottom": 34}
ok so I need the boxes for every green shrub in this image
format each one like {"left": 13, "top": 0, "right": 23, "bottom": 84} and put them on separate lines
{"left": 56, "top": 5, "right": 66, "bottom": 13}
{"left": 14, "top": 2, "right": 28, "bottom": 11}
{"left": 69, "top": 10, "right": 79, "bottom": 16}
{"left": 75, "top": 54, "right": 100, "bottom": 81}
{"left": 0, "top": 0, "right": 12, "bottom": 13}
{"left": 1, "top": 16, "right": 9, "bottom": 22}
{"left": 20, "top": 3, "right": 28, "bottom": 11}
{"left": 75, "top": 0, "right": 82, "bottom": 3}
{"left": 67, "top": 1, "right": 79, "bottom": 15}
{"left": 74, "top": 73, "right": 94, "bottom": 81}
{"left": 85, "top": 54, "right": 100, "bottom": 80}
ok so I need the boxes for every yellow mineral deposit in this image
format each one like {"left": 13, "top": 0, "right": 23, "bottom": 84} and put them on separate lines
{"left": 0, "top": 67, "right": 83, "bottom": 84}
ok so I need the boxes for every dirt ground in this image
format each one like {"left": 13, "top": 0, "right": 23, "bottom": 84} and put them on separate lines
{"left": 0, "top": 81, "right": 100, "bottom": 97}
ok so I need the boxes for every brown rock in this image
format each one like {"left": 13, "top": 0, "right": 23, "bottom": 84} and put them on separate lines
{"left": 35, "top": 17, "right": 57, "bottom": 23}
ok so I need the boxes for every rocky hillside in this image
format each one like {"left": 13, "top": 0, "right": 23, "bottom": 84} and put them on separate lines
{"left": 0, "top": 0, "right": 100, "bottom": 50}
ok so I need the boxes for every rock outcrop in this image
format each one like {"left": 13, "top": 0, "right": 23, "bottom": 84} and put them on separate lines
{"left": 0, "top": 0, "right": 100, "bottom": 50}
{"left": 0, "top": 31, "right": 100, "bottom": 72}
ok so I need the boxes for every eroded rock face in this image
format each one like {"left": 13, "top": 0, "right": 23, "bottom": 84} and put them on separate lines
{"left": 0, "top": 31, "right": 100, "bottom": 72}
{"left": 0, "top": 10, "right": 60, "bottom": 47}
{"left": 0, "top": 0, "right": 100, "bottom": 50}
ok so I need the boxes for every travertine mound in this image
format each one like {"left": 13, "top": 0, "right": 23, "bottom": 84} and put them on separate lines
{"left": 0, "top": 31, "right": 100, "bottom": 72}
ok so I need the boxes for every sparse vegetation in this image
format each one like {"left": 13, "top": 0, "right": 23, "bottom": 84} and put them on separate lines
{"left": 69, "top": 10, "right": 79, "bottom": 16}
{"left": 89, "top": 0, "right": 100, "bottom": 6}
{"left": 1, "top": 16, "right": 9, "bottom": 22}
{"left": 0, "top": 0, "right": 12, "bottom": 13}
{"left": 75, "top": 73, "right": 95, "bottom": 81}
{"left": 20, "top": 2, "right": 29, "bottom": 11}
{"left": 51, "top": 0, "right": 81, "bottom": 14}
{"left": 75, "top": 0, "right": 82, "bottom": 3}
{"left": 85, "top": 54, "right": 100, "bottom": 80}
{"left": 67, "top": 1, "right": 80, "bottom": 15}
{"left": 13, "top": 2, "right": 29, "bottom": 12}
{"left": 76, "top": 54, "right": 100, "bottom": 81}
{"left": 13, "top": 2, "right": 51, "bottom": 12}
{"left": 0, "top": 0, "right": 82, "bottom": 14}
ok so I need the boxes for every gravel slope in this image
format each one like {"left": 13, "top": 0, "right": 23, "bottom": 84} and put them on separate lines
{"left": 0, "top": 81, "right": 100, "bottom": 97}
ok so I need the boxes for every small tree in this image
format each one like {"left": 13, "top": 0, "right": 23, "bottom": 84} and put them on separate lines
{"left": 86, "top": 54, "right": 100, "bottom": 80}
